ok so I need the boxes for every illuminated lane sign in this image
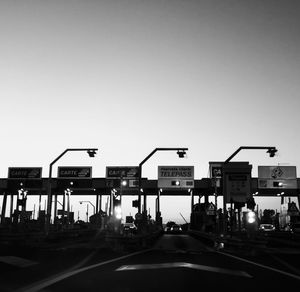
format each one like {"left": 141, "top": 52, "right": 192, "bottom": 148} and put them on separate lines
{"left": 158, "top": 166, "right": 194, "bottom": 189}
{"left": 8, "top": 167, "right": 42, "bottom": 179}
{"left": 106, "top": 167, "right": 139, "bottom": 189}
{"left": 106, "top": 167, "right": 139, "bottom": 179}
{"left": 258, "top": 166, "right": 297, "bottom": 189}
{"left": 57, "top": 167, "right": 92, "bottom": 178}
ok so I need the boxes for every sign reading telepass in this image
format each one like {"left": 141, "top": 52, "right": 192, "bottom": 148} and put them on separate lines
{"left": 57, "top": 167, "right": 92, "bottom": 178}
{"left": 258, "top": 166, "right": 297, "bottom": 189}
{"left": 158, "top": 166, "right": 194, "bottom": 189}
{"left": 8, "top": 167, "right": 42, "bottom": 179}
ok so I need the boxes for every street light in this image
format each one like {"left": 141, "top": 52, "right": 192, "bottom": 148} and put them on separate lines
{"left": 45, "top": 148, "right": 98, "bottom": 234}
{"left": 222, "top": 145, "right": 278, "bottom": 234}
{"left": 138, "top": 147, "right": 188, "bottom": 215}
{"left": 224, "top": 146, "right": 278, "bottom": 163}
{"left": 79, "top": 200, "right": 96, "bottom": 215}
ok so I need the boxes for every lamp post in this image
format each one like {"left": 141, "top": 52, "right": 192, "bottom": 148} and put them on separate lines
{"left": 138, "top": 148, "right": 188, "bottom": 216}
{"left": 224, "top": 146, "right": 278, "bottom": 164}
{"left": 222, "top": 146, "right": 278, "bottom": 234}
{"left": 79, "top": 200, "right": 96, "bottom": 215}
{"left": 45, "top": 148, "right": 98, "bottom": 234}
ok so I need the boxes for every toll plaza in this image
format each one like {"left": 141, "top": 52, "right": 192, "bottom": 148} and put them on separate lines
{"left": 1, "top": 163, "right": 300, "bottom": 239}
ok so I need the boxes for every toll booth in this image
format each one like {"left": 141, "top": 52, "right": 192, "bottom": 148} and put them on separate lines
{"left": 1, "top": 167, "right": 45, "bottom": 227}
{"left": 190, "top": 202, "right": 216, "bottom": 232}
{"left": 223, "top": 162, "right": 252, "bottom": 204}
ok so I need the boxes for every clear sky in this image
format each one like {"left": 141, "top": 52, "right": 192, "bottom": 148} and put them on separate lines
{"left": 0, "top": 0, "right": 299, "bottom": 223}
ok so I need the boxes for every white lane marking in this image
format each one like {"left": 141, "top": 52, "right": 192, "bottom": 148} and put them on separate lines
{"left": 0, "top": 256, "right": 38, "bottom": 268}
{"left": 218, "top": 251, "right": 300, "bottom": 281}
{"left": 18, "top": 249, "right": 152, "bottom": 292}
{"left": 115, "top": 262, "right": 252, "bottom": 278}
{"left": 270, "top": 254, "right": 300, "bottom": 275}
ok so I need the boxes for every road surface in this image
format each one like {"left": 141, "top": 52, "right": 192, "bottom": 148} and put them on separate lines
{"left": 1, "top": 233, "right": 300, "bottom": 291}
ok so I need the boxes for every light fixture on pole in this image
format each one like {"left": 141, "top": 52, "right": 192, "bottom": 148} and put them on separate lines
{"left": 224, "top": 146, "right": 278, "bottom": 163}
{"left": 79, "top": 200, "right": 96, "bottom": 215}
{"left": 222, "top": 145, "right": 278, "bottom": 234}
{"left": 45, "top": 148, "right": 98, "bottom": 234}
{"left": 138, "top": 147, "right": 188, "bottom": 216}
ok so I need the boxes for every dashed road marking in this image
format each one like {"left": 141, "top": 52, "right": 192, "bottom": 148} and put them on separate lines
{"left": 0, "top": 256, "right": 38, "bottom": 268}
{"left": 116, "top": 262, "right": 252, "bottom": 278}
{"left": 18, "top": 249, "right": 152, "bottom": 292}
{"left": 218, "top": 251, "right": 300, "bottom": 281}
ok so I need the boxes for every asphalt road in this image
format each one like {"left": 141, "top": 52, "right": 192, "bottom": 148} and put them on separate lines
{"left": 2, "top": 233, "right": 298, "bottom": 292}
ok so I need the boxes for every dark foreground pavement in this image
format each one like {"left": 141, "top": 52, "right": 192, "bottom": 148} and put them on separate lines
{"left": 1, "top": 232, "right": 299, "bottom": 292}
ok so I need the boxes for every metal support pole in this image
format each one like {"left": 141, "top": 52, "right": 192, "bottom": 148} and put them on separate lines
{"left": 1, "top": 192, "right": 7, "bottom": 224}
{"left": 156, "top": 190, "right": 161, "bottom": 223}
{"left": 157, "top": 190, "right": 160, "bottom": 214}
{"left": 190, "top": 190, "right": 194, "bottom": 229}
{"left": 54, "top": 194, "right": 58, "bottom": 219}
{"left": 110, "top": 190, "right": 114, "bottom": 216}
{"left": 86, "top": 204, "right": 89, "bottom": 223}
{"left": 99, "top": 194, "right": 102, "bottom": 213}
{"left": 45, "top": 148, "right": 98, "bottom": 234}
{"left": 224, "top": 146, "right": 278, "bottom": 163}
{"left": 96, "top": 194, "right": 99, "bottom": 214}
{"left": 38, "top": 194, "right": 41, "bottom": 216}
{"left": 138, "top": 147, "right": 188, "bottom": 216}
{"left": 214, "top": 179, "right": 218, "bottom": 233}
{"left": 143, "top": 191, "right": 147, "bottom": 216}
{"left": 63, "top": 191, "right": 66, "bottom": 223}
{"left": 223, "top": 194, "right": 227, "bottom": 234}
{"left": 138, "top": 165, "right": 142, "bottom": 214}
{"left": 10, "top": 193, "right": 14, "bottom": 219}
{"left": 67, "top": 190, "right": 70, "bottom": 224}
{"left": 191, "top": 190, "right": 194, "bottom": 213}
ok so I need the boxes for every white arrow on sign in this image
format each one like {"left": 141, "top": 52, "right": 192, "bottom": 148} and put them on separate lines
{"left": 115, "top": 262, "right": 252, "bottom": 278}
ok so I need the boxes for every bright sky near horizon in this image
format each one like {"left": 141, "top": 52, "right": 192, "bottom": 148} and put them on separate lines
{"left": 1, "top": 0, "right": 300, "bottom": 223}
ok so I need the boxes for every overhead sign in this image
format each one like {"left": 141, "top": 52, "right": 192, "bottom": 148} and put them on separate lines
{"left": 258, "top": 166, "right": 297, "bottom": 189}
{"left": 8, "top": 167, "right": 42, "bottom": 179}
{"left": 106, "top": 167, "right": 139, "bottom": 179}
{"left": 209, "top": 162, "right": 223, "bottom": 178}
{"left": 57, "top": 167, "right": 92, "bottom": 178}
{"left": 106, "top": 166, "right": 139, "bottom": 189}
{"left": 258, "top": 166, "right": 296, "bottom": 179}
{"left": 158, "top": 166, "right": 194, "bottom": 189}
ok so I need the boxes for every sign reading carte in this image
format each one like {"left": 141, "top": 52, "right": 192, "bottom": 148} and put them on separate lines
{"left": 106, "top": 166, "right": 139, "bottom": 188}
{"left": 57, "top": 167, "right": 92, "bottom": 178}
{"left": 106, "top": 167, "right": 139, "bottom": 179}
{"left": 8, "top": 167, "right": 42, "bottom": 179}
{"left": 158, "top": 166, "right": 194, "bottom": 189}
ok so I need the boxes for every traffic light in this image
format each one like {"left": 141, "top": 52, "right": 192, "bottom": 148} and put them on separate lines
{"left": 273, "top": 181, "right": 283, "bottom": 187}
{"left": 246, "top": 211, "right": 256, "bottom": 224}
{"left": 171, "top": 180, "right": 180, "bottom": 186}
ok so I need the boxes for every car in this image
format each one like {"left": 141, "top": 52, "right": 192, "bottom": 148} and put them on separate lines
{"left": 259, "top": 223, "right": 275, "bottom": 232}
{"left": 164, "top": 226, "right": 172, "bottom": 233}
{"left": 170, "top": 224, "right": 183, "bottom": 234}
{"left": 122, "top": 222, "right": 137, "bottom": 234}
{"left": 291, "top": 223, "right": 300, "bottom": 233}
